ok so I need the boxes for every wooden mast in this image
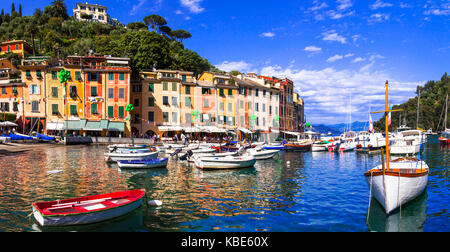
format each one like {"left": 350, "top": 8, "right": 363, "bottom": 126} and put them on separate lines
{"left": 384, "top": 81, "right": 390, "bottom": 171}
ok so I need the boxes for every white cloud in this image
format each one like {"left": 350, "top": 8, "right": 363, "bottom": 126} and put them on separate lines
{"left": 304, "top": 46, "right": 322, "bottom": 53}
{"left": 370, "top": 0, "right": 393, "bottom": 10}
{"left": 129, "top": 0, "right": 147, "bottom": 16}
{"left": 322, "top": 30, "right": 347, "bottom": 44}
{"left": 309, "top": 1, "right": 329, "bottom": 11}
{"left": 180, "top": 0, "right": 205, "bottom": 14}
{"left": 260, "top": 32, "right": 276, "bottom": 38}
{"left": 352, "top": 57, "right": 366, "bottom": 63}
{"left": 258, "top": 64, "right": 422, "bottom": 124}
{"left": 215, "top": 61, "right": 255, "bottom": 73}
{"left": 326, "top": 54, "right": 344, "bottom": 62}
{"left": 337, "top": 0, "right": 353, "bottom": 10}
{"left": 368, "top": 13, "right": 390, "bottom": 23}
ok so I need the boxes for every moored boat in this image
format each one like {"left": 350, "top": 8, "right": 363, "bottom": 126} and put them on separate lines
{"left": 193, "top": 155, "right": 256, "bottom": 170}
{"left": 117, "top": 158, "right": 169, "bottom": 169}
{"left": 245, "top": 148, "right": 280, "bottom": 160}
{"left": 284, "top": 142, "right": 312, "bottom": 152}
{"left": 31, "top": 189, "right": 146, "bottom": 226}
{"left": 105, "top": 151, "right": 158, "bottom": 162}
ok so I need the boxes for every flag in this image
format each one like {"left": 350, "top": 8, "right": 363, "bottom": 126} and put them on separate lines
{"left": 369, "top": 115, "right": 374, "bottom": 133}
{"left": 387, "top": 104, "right": 392, "bottom": 126}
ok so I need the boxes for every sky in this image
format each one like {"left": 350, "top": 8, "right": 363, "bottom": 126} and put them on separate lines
{"left": 5, "top": 0, "right": 450, "bottom": 125}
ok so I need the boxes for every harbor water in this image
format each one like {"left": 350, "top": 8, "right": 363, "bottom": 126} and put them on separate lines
{"left": 0, "top": 136, "right": 448, "bottom": 232}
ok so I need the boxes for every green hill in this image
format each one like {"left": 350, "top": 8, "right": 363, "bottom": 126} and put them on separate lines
{"left": 0, "top": 0, "right": 215, "bottom": 77}
{"left": 374, "top": 73, "right": 450, "bottom": 132}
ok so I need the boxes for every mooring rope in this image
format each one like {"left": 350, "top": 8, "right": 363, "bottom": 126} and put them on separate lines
{"left": 366, "top": 171, "right": 374, "bottom": 225}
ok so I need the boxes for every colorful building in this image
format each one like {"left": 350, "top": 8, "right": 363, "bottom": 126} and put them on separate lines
{"left": 0, "top": 40, "right": 33, "bottom": 58}
{"left": 18, "top": 56, "right": 52, "bottom": 134}
{"left": 0, "top": 58, "right": 24, "bottom": 129}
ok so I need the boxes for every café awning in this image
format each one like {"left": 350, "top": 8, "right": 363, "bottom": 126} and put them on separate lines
{"left": 238, "top": 128, "right": 253, "bottom": 134}
{"left": 108, "top": 122, "right": 125, "bottom": 132}
{"left": 46, "top": 122, "right": 64, "bottom": 130}
{"left": 158, "top": 125, "right": 183, "bottom": 132}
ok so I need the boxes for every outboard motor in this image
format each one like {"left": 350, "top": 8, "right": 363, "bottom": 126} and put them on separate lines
{"left": 179, "top": 150, "right": 194, "bottom": 161}
{"left": 170, "top": 148, "right": 182, "bottom": 157}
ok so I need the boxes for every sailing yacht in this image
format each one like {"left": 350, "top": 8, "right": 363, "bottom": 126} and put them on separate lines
{"left": 438, "top": 94, "right": 449, "bottom": 145}
{"left": 364, "top": 81, "right": 429, "bottom": 214}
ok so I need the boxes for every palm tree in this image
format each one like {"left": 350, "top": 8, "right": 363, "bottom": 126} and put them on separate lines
{"left": 27, "top": 19, "right": 39, "bottom": 55}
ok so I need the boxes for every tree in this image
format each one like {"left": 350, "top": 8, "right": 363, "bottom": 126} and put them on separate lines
{"left": 126, "top": 22, "right": 147, "bottom": 30}
{"left": 50, "top": 0, "right": 69, "bottom": 20}
{"left": 171, "top": 29, "right": 192, "bottom": 43}
{"left": 159, "top": 25, "right": 173, "bottom": 39}
{"left": 26, "top": 19, "right": 39, "bottom": 55}
{"left": 143, "top": 14, "right": 167, "bottom": 33}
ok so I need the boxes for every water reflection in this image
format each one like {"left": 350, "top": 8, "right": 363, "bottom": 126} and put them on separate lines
{"left": 0, "top": 136, "right": 448, "bottom": 231}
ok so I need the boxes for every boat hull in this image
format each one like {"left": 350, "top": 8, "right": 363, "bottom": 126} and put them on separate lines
{"left": 389, "top": 145, "right": 420, "bottom": 155}
{"left": 117, "top": 158, "right": 169, "bottom": 169}
{"left": 105, "top": 152, "right": 158, "bottom": 162}
{"left": 364, "top": 162, "right": 428, "bottom": 214}
{"left": 284, "top": 144, "right": 311, "bottom": 152}
{"left": 32, "top": 189, "right": 145, "bottom": 226}
{"left": 247, "top": 149, "right": 280, "bottom": 160}
{"left": 194, "top": 156, "right": 256, "bottom": 170}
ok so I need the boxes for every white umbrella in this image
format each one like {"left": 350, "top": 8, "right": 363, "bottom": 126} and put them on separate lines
{"left": 0, "top": 121, "right": 18, "bottom": 127}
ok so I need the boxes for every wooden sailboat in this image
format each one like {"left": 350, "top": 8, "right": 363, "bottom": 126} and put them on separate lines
{"left": 438, "top": 94, "right": 450, "bottom": 145}
{"left": 364, "top": 81, "right": 429, "bottom": 214}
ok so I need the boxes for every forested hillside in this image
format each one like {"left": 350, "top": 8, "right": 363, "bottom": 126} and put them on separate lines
{"left": 0, "top": 0, "right": 215, "bottom": 77}
{"left": 374, "top": 73, "right": 450, "bottom": 132}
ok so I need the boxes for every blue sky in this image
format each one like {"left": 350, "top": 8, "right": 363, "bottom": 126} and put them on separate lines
{"left": 5, "top": 0, "right": 450, "bottom": 125}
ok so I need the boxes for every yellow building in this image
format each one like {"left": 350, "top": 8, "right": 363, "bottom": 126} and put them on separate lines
{"left": 72, "top": 2, "right": 114, "bottom": 25}
{"left": 18, "top": 56, "right": 51, "bottom": 134}
{"left": 179, "top": 71, "right": 196, "bottom": 128}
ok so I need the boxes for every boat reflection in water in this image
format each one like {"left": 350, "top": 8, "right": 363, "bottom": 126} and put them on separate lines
{"left": 367, "top": 192, "right": 428, "bottom": 232}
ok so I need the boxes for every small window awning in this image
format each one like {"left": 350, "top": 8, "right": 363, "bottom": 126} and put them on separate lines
{"left": 108, "top": 122, "right": 125, "bottom": 132}
{"left": 46, "top": 122, "right": 64, "bottom": 130}
{"left": 238, "top": 128, "right": 253, "bottom": 134}
{"left": 158, "top": 126, "right": 183, "bottom": 132}
{"left": 64, "top": 120, "right": 86, "bottom": 130}
{"left": 84, "top": 121, "right": 103, "bottom": 131}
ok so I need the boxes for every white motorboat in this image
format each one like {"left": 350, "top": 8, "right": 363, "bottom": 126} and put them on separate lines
{"left": 193, "top": 155, "right": 256, "bottom": 170}
{"left": 311, "top": 141, "right": 333, "bottom": 152}
{"left": 187, "top": 151, "right": 238, "bottom": 162}
{"left": 365, "top": 157, "right": 429, "bottom": 214}
{"left": 245, "top": 148, "right": 280, "bottom": 160}
{"left": 390, "top": 130, "right": 423, "bottom": 155}
{"left": 104, "top": 151, "right": 158, "bottom": 163}
{"left": 117, "top": 158, "right": 169, "bottom": 169}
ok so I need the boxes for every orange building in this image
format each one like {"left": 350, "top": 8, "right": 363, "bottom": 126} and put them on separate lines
{"left": 0, "top": 59, "right": 24, "bottom": 129}
{"left": 0, "top": 40, "right": 33, "bottom": 58}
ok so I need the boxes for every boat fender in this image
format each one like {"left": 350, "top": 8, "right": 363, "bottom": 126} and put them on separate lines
{"left": 148, "top": 200, "right": 163, "bottom": 207}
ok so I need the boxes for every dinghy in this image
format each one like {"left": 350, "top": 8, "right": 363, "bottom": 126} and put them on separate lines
{"left": 193, "top": 155, "right": 256, "bottom": 170}
{"left": 262, "top": 142, "right": 285, "bottom": 150}
{"left": 105, "top": 151, "right": 158, "bottom": 163}
{"left": 31, "top": 189, "right": 146, "bottom": 226}
{"left": 245, "top": 148, "right": 280, "bottom": 160}
{"left": 117, "top": 158, "right": 169, "bottom": 169}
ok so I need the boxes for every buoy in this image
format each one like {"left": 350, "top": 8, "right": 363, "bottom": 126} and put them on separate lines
{"left": 148, "top": 200, "right": 163, "bottom": 207}
{"left": 286, "top": 161, "right": 290, "bottom": 165}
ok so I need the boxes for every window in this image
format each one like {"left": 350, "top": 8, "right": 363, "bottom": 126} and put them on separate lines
{"left": 269, "top": 105, "right": 272, "bottom": 115}
{"left": 148, "top": 111, "right": 154, "bottom": 122}
{"left": 91, "top": 86, "right": 97, "bottom": 96}
{"left": 163, "top": 96, "right": 169, "bottom": 105}
{"left": 182, "top": 75, "right": 187, "bottom": 82}
{"left": 51, "top": 87, "right": 58, "bottom": 98}
{"left": 202, "top": 88, "right": 211, "bottom": 95}
{"left": 36, "top": 70, "right": 42, "bottom": 78}
{"left": 172, "top": 112, "right": 177, "bottom": 123}
{"left": 13, "top": 102, "right": 18, "bottom": 112}
{"left": 31, "top": 84, "right": 40, "bottom": 94}
{"left": 185, "top": 113, "right": 191, "bottom": 124}
{"left": 134, "top": 98, "right": 139, "bottom": 107}
{"left": 119, "top": 73, "right": 125, "bottom": 81}
{"left": 109, "top": 73, "right": 114, "bottom": 80}
{"left": 119, "top": 88, "right": 124, "bottom": 99}
{"left": 69, "top": 86, "right": 77, "bottom": 98}
{"left": 163, "top": 112, "right": 169, "bottom": 122}
{"left": 118, "top": 106, "right": 124, "bottom": 118}
{"left": 26, "top": 70, "right": 31, "bottom": 78}
{"left": 262, "top": 104, "right": 266, "bottom": 112}
{"left": 75, "top": 71, "right": 81, "bottom": 80}
{"left": 228, "top": 89, "right": 233, "bottom": 96}
{"left": 108, "top": 88, "right": 114, "bottom": 99}
{"left": 148, "top": 83, "right": 154, "bottom": 92}
{"left": 89, "top": 72, "right": 98, "bottom": 81}
{"left": 185, "top": 97, "right": 191, "bottom": 107}
{"left": 12, "top": 86, "right": 17, "bottom": 95}
{"left": 228, "top": 103, "right": 232, "bottom": 113}
{"left": 31, "top": 101, "right": 39, "bottom": 112}
{"left": 163, "top": 82, "right": 168, "bottom": 91}
{"left": 204, "top": 99, "right": 209, "bottom": 108}
{"left": 219, "top": 102, "right": 224, "bottom": 111}
{"left": 52, "top": 71, "right": 57, "bottom": 80}
{"left": 263, "top": 90, "right": 266, "bottom": 97}
{"left": 255, "top": 102, "right": 259, "bottom": 112}
{"left": 148, "top": 97, "right": 154, "bottom": 107}
{"left": 172, "top": 97, "right": 177, "bottom": 106}
{"left": 1, "top": 87, "right": 5, "bottom": 94}
{"left": 108, "top": 106, "right": 114, "bottom": 118}
{"left": 172, "top": 83, "right": 177, "bottom": 91}
{"left": 185, "top": 85, "right": 191, "bottom": 94}
{"left": 255, "top": 89, "right": 259, "bottom": 97}
{"left": 91, "top": 104, "right": 98, "bottom": 115}
{"left": 219, "top": 89, "right": 224, "bottom": 96}
{"left": 240, "top": 100, "right": 244, "bottom": 109}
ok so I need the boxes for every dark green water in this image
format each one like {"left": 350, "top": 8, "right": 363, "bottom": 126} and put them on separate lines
{"left": 0, "top": 136, "right": 448, "bottom": 232}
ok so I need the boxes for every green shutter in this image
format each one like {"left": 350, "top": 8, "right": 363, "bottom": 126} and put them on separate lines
{"left": 119, "top": 73, "right": 125, "bottom": 80}
{"left": 108, "top": 106, "right": 114, "bottom": 118}
{"left": 118, "top": 106, "right": 124, "bottom": 118}
{"left": 148, "top": 97, "right": 154, "bottom": 107}
{"left": 148, "top": 83, "right": 154, "bottom": 92}
{"left": 109, "top": 73, "right": 114, "bottom": 80}
{"left": 52, "top": 104, "right": 58, "bottom": 115}
{"left": 91, "top": 104, "right": 97, "bottom": 115}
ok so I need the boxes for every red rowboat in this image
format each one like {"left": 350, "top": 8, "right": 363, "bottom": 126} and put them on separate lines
{"left": 32, "top": 189, "right": 146, "bottom": 226}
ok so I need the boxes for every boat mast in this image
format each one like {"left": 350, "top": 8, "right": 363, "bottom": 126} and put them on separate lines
{"left": 416, "top": 89, "right": 420, "bottom": 130}
{"left": 385, "top": 81, "right": 390, "bottom": 171}
{"left": 445, "top": 94, "right": 448, "bottom": 130}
